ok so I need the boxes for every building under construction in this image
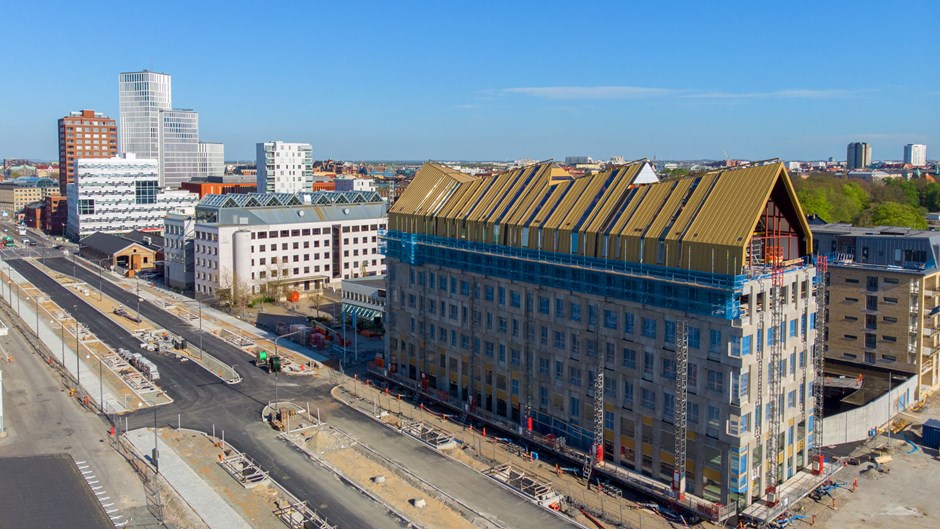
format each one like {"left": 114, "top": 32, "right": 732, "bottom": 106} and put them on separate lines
{"left": 383, "top": 160, "right": 822, "bottom": 515}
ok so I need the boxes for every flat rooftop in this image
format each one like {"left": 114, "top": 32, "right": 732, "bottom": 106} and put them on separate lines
{"left": 0, "top": 453, "right": 114, "bottom": 529}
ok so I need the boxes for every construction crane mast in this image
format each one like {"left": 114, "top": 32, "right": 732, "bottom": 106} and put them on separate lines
{"left": 673, "top": 320, "right": 689, "bottom": 499}
{"left": 467, "top": 279, "right": 478, "bottom": 415}
{"left": 523, "top": 292, "right": 534, "bottom": 432}
{"left": 585, "top": 322, "right": 605, "bottom": 480}
{"left": 811, "top": 256, "right": 828, "bottom": 469}
{"left": 766, "top": 266, "right": 785, "bottom": 503}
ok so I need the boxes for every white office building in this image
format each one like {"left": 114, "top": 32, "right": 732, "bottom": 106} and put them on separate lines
{"left": 905, "top": 144, "right": 927, "bottom": 167}
{"left": 119, "top": 71, "right": 172, "bottom": 160}
{"left": 164, "top": 212, "right": 196, "bottom": 291}
{"left": 256, "top": 141, "right": 313, "bottom": 193}
{"left": 159, "top": 109, "right": 199, "bottom": 188}
{"left": 65, "top": 154, "right": 198, "bottom": 240}
{"left": 192, "top": 190, "right": 386, "bottom": 299}
{"left": 197, "top": 142, "right": 225, "bottom": 178}
{"left": 334, "top": 177, "right": 376, "bottom": 192}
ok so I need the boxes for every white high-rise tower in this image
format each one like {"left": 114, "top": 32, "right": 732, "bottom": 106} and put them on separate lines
{"left": 256, "top": 141, "right": 313, "bottom": 193}
{"left": 119, "top": 71, "right": 172, "bottom": 160}
{"left": 904, "top": 144, "right": 927, "bottom": 167}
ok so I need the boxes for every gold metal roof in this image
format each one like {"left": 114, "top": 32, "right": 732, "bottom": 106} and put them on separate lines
{"left": 389, "top": 161, "right": 811, "bottom": 275}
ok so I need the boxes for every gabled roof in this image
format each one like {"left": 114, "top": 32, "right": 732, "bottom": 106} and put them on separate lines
{"left": 79, "top": 232, "right": 153, "bottom": 256}
{"left": 390, "top": 160, "right": 811, "bottom": 275}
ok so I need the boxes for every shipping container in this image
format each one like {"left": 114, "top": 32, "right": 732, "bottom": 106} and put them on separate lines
{"left": 923, "top": 418, "right": 940, "bottom": 449}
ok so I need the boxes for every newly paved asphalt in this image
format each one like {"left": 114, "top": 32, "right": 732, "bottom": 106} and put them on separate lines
{"left": 10, "top": 257, "right": 403, "bottom": 529}
{"left": 12, "top": 256, "right": 578, "bottom": 529}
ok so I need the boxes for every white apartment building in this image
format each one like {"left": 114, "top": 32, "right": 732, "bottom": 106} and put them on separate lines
{"left": 904, "top": 144, "right": 927, "bottom": 167}
{"left": 65, "top": 154, "right": 199, "bottom": 240}
{"left": 334, "top": 176, "right": 376, "bottom": 192}
{"left": 119, "top": 70, "right": 172, "bottom": 160}
{"left": 256, "top": 141, "right": 313, "bottom": 193}
{"left": 164, "top": 213, "right": 196, "bottom": 291}
{"left": 159, "top": 109, "right": 199, "bottom": 188}
{"left": 197, "top": 142, "right": 225, "bottom": 177}
{"left": 192, "top": 191, "right": 386, "bottom": 300}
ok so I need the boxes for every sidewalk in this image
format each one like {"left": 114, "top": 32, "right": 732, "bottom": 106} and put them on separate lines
{"left": 0, "top": 259, "right": 129, "bottom": 413}
{"left": 125, "top": 428, "right": 253, "bottom": 529}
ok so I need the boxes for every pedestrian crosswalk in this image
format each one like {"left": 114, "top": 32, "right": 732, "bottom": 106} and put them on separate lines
{"left": 75, "top": 459, "right": 126, "bottom": 527}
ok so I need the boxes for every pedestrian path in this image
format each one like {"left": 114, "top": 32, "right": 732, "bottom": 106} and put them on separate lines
{"left": 125, "top": 428, "right": 253, "bottom": 529}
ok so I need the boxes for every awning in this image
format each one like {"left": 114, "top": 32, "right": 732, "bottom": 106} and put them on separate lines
{"left": 342, "top": 303, "right": 383, "bottom": 321}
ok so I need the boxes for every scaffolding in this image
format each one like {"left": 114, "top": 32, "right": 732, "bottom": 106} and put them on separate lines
{"left": 765, "top": 266, "right": 785, "bottom": 502}
{"left": 673, "top": 320, "right": 689, "bottom": 499}
{"left": 523, "top": 290, "right": 534, "bottom": 430}
{"left": 811, "top": 256, "right": 828, "bottom": 467}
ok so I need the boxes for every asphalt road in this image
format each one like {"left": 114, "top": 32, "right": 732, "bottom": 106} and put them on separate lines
{"left": 18, "top": 256, "right": 578, "bottom": 529}
{"left": 0, "top": 298, "right": 158, "bottom": 527}
{"left": 9, "top": 257, "right": 403, "bottom": 529}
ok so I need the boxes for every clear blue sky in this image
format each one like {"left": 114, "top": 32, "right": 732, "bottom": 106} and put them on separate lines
{"left": 2, "top": 0, "right": 938, "bottom": 162}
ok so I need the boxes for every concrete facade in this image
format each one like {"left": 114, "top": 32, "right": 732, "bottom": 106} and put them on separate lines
{"left": 164, "top": 213, "right": 195, "bottom": 291}
{"left": 192, "top": 192, "right": 386, "bottom": 300}
{"left": 256, "top": 141, "right": 313, "bottom": 194}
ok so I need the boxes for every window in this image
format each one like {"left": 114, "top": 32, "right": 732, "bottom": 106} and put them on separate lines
{"left": 77, "top": 199, "right": 95, "bottom": 215}
{"left": 707, "top": 405, "right": 720, "bottom": 437}
{"left": 710, "top": 329, "right": 721, "bottom": 353}
{"left": 643, "top": 350, "right": 654, "bottom": 378}
{"left": 569, "top": 366, "right": 582, "bottom": 386}
{"left": 570, "top": 303, "right": 582, "bottom": 322}
{"left": 538, "top": 296, "right": 550, "bottom": 314}
{"left": 741, "top": 335, "right": 752, "bottom": 356}
{"left": 622, "top": 380, "right": 634, "bottom": 408}
{"left": 662, "top": 358, "right": 676, "bottom": 380}
{"left": 688, "top": 326, "right": 701, "bottom": 349}
{"left": 663, "top": 392, "right": 676, "bottom": 421}
{"left": 641, "top": 388, "right": 656, "bottom": 410}
{"left": 790, "top": 319, "right": 797, "bottom": 337}
{"left": 706, "top": 369, "right": 724, "bottom": 392}
{"left": 510, "top": 290, "right": 521, "bottom": 308}
{"left": 624, "top": 312, "right": 635, "bottom": 334}
{"left": 498, "top": 286, "right": 506, "bottom": 305}
{"left": 622, "top": 348, "right": 637, "bottom": 369}
{"left": 866, "top": 296, "right": 878, "bottom": 311}
{"left": 570, "top": 396, "right": 580, "bottom": 418}
{"left": 664, "top": 320, "right": 676, "bottom": 345}
{"left": 484, "top": 285, "right": 494, "bottom": 301}
{"left": 554, "top": 331, "right": 566, "bottom": 349}
{"left": 555, "top": 299, "right": 564, "bottom": 317}
{"left": 539, "top": 357, "right": 550, "bottom": 376}
{"left": 603, "top": 309, "right": 617, "bottom": 330}
{"left": 642, "top": 318, "right": 657, "bottom": 338}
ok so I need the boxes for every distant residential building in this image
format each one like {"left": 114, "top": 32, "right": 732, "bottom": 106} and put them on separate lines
{"left": 847, "top": 142, "right": 871, "bottom": 170}
{"left": 43, "top": 194, "right": 68, "bottom": 235}
{"left": 0, "top": 177, "right": 58, "bottom": 217}
{"left": 58, "top": 110, "right": 118, "bottom": 194}
{"left": 192, "top": 191, "right": 386, "bottom": 300}
{"left": 23, "top": 202, "right": 43, "bottom": 230}
{"left": 564, "top": 155, "right": 591, "bottom": 165}
{"left": 119, "top": 71, "right": 172, "bottom": 160}
{"left": 904, "top": 144, "right": 927, "bottom": 167}
{"left": 846, "top": 170, "right": 895, "bottom": 182}
{"left": 65, "top": 154, "right": 198, "bottom": 240}
{"left": 813, "top": 224, "right": 940, "bottom": 395}
{"left": 334, "top": 177, "right": 375, "bottom": 192}
{"left": 256, "top": 141, "right": 313, "bottom": 193}
{"left": 197, "top": 142, "right": 225, "bottom": 177}
{"left": 164, "top": 213, "right": 196, "bottom": 291}
{"left": 158, "top": 109, "right": 199, "bottom": 188}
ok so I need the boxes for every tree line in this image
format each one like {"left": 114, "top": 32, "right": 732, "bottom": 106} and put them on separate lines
{"left": 793, "top": 173, "right": 937, "bottom": 230}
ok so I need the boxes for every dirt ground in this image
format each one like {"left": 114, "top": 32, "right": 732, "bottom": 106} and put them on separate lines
{"left": 160, "top": 429, "right": 286, "bottom": 529}
{"left": 802, "top": 394, "right": 940, "bottom": 529}
{"left": 289, "top": 425, "right": 476, "bottom": 529}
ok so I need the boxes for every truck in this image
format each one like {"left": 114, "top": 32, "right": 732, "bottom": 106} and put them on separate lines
{"left": 2, "top": 236, "right": 13, "bottom": 247}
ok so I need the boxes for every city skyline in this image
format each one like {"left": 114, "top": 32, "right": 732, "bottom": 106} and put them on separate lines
{"left": 1, "top": 1, "right": 938, "bottom": 162}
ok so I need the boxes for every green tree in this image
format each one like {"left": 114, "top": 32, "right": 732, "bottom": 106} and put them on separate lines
{"left": 855, "top": 202, "right": 927, "bottom": 229}
{"left": 796, "top": 188, "right": 832, "bottom": 221}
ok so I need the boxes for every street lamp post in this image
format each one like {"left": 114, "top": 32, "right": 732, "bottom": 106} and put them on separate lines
{"left": 274, "top": 329, "right": 304, "bottom": 408}
{"left": 74, "top": 305, "right": 80, "bottom": 388}
{"left": 140, "top": 400, "right": 159, "bottom": 472}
